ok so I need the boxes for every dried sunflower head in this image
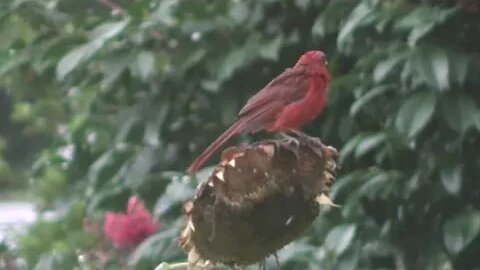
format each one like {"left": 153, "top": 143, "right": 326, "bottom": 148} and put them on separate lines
{"left": 181, "top": 133, "right": 338, "bottom": 268}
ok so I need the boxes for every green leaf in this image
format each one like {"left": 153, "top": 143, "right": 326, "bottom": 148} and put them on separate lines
{"left": 87, "top": 151, "right": 114, "bottom": 187}
{"left": 34, "top": 253, "right": 59, "bottom": 270}
{"left": 180, "top": 48, "right": 206, "bottom": 71}
{"left": 325, "top": 224, "right": 357, "bottom": 255}
{"left": 87, "top": 147, "right": 133, "bottom": 188}
{"left": 394, "top": 5, "right": 458, "bottom": 30}
{"left": 56, "top": 20, "right": 128, "bottom": 80}
{"left": 411, "top": 46, "right": 450, "bottom": 90}
{"left": 431, "top": 49, "right": 449, "bottom": 91}
{"left": 154, "top": 179, "right": 195, "bottom": 217}
{"left": 217, "top": 44, "right": 255, "bottom": 81}
{"left": 397, "top": 6, "right": 456, "bottom": 47}
{"left": 355, "top": 133, "right": 385, "bottom": 158}
{"left": 154, "top": 262, "right": 192, "bottom": 270}
{"left": 144, "top": 106, "right": 169, "bottom": 147}
{"left": 87, "top": 185, "right": 131, "bottom": 213}
{"left": 449, "top": 51, "right": 469, "bottom": 86}
{"left": 416, "top": 243, "right": 453, "bottom": 270}
{"left": 220, "top": 49, "right": 246, "bottom": 79}
{"left": 408, "top": 23, "right": 434, "bottom": 47}
{"left": 476, "top": 111, "right": 480, "bottom": 131}
{"left": 337, "top": 1, "right": 377, "bottom": 52}
{"left": 124, "top": 147, "right": 156, "bottom": 189}
{"left": 33, "top": 252, "right": 75, "bottom": 270}
{"left": 440, "top": 164, "right": 462, "bottom": 195}
{"left": 129, "top": 225, "right": 183, "bottom": 269}
{"left": 0, "top": 50, "right": 27, "bottom": 76}
{"left": 56, "top": 43, "right": 99, "bottom": 80}
{"left": 294, "top": 0, "right": 311, "bottom": 10}
{"left": 101, "top": 53, "right": 132, "bottom": 90}
{"left": 115, "top": 112, "right": 142, "bottom": 143}
{"left": 443, "top": 211, "right": 480, "bottom": 255}
{"left": 259, "top": 35, "right": 283, "bottom": 61}
{"left": 311, "top": 15, "right": 327, "bottom": 37}
{"left": 278, "top": 242, "right": 315, "bottom": 263}
{"left": 201, "top": 80, "right": 220, "bottom": 93}
{"left": 336, "top": 248, "right": 359, "bottom": 270}
{"left": 339, "top": 133, "right": 367, "bottom": 163}
{"left": 441, "top": 93, "right": 477, "bottom": 134}
{"left": 373, "top": 54, "right": 406, "bottom": 83}
{"left": 151, "top": 0, "right": 178, "bottom": 26}
{"left": 330, "top": 171, "right": 364, "bottom": 201}
{"left": 229, "top": 1, "right": 249, "bottom": 24}
{"left": 350, "top": 85, "right": 392, "bottom": 116}
{"left": 0, "top": 15, "right": 35, "bottom": 49}
{"left": 135, "top": 51, "right": 156, "bottom": 81}
{"left": 358, "top": 172, "right": 391, "bottom": 199}
{"left": 395, "top": 91, "right": 436, "bottom": 138}
{"left": 312, "top": 0, "right": 352, "bottom": 37}
{"left": 89, "top": 20, "right": 128, "bottom": 41}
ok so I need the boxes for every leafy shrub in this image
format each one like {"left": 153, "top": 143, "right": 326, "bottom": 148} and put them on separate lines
{"left": 0, "top": 0, "right": 479, "bottom": 269}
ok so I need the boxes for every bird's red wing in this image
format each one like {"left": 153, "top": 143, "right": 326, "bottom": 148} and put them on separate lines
{"left": 238, "top": 66, "right": 309, "bottom": 118}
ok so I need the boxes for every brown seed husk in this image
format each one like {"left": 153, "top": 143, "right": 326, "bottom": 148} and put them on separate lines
{"left": 180, "top": 133, "right": 338, "bottom": 268}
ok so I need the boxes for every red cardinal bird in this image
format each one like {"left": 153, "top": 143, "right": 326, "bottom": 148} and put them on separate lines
{"left": 188, "top": 50, "right": 331, "bottom": 173}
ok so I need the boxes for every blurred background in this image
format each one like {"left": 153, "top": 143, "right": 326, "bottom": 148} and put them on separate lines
{"left": 0, "top": 0, "right": 479, "bottom": 269}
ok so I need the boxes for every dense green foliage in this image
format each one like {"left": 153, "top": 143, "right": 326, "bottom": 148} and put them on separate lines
{"left": 1, "top": 0, "right": 480, "bottom": 269}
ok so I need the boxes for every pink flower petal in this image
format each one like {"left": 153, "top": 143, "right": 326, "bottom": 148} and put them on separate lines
{"left": 103, "top": 195, "right": 160, "bottom": 249}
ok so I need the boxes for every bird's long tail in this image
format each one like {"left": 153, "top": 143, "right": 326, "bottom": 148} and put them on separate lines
{"left": 187, "top": 120, "right": 246, "bottom": 173}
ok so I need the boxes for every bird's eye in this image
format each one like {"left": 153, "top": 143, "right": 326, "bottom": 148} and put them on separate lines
{"left": 316, "top": 52, "right": 327, "bottom": 65}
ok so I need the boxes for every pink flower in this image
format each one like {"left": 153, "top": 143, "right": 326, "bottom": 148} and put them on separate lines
{"left": 103, "top": 195, "right": 160, "bottom": 249}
